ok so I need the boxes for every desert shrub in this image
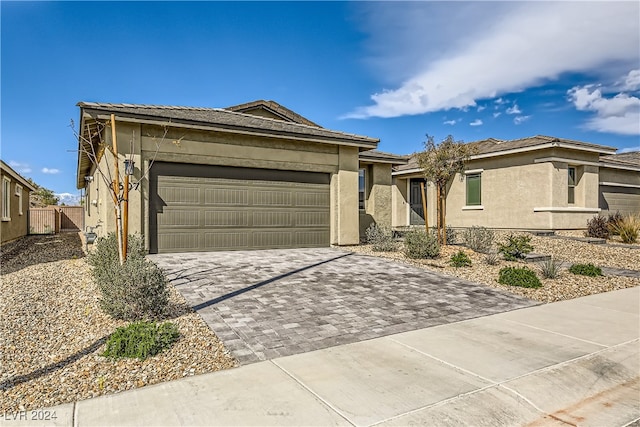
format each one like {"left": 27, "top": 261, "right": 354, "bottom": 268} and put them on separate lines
{"left": 497, "top": 234, "right": 533, "bottom": 261}
{"left": 569, "top": 263, "right": 603, "bottom": 277}
{"left": 607, "top": 211, "right": 624, "bottom": 235}
{"left": 87, "top": 233, "right": 169, "bottom": 321}
{"left": 461, "top": 226, "right": 495, "bottom": 253}
{"left": 449, "top": 250, "right": 472, "bottom": 267}
{"left": 404, "top": 229, "right": 440, "bottom": 259}
{"left": 365, "top": 223, "right": 397, "bottom": 252}
{"left": 608, "top": 214, "right": 640, "bottom": 244}
{"left": 429, "top": 227, "right": 457, "bottom": 245}
{"left": 538, "top": 257, "right": 562, "bottom": 279}
{"left": 102, "top": 321, "right": 179, "bottom": 360}
{"left": 498, "top": 267, "right": 542, "bottom": 288}
{"left": 484, "top": 250, "right": 500, "bottom": 265}
{"left": 586, "top": 215, "right": 609, "bottom": 239}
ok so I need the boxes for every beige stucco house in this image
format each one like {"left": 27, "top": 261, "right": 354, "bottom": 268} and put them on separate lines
{"left": 76, "top": 100, "right": 405, "bottom": 253}
{"left": 392, "top": 136, "right": 640, "bottom": 231}
{"left": 1, "top": 160, "right": 36, "bottom": 244}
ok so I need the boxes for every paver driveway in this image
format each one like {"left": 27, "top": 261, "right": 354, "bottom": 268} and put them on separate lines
{"left": 150, "top": 248, "right": 536, "bottom": 364}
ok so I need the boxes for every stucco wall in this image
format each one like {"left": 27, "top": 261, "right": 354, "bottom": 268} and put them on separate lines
{"left": 1, "top": 171, "right": 31, "bottom": 244}
{"left": 83, "top": 120, "right": 362, "bottom": 247}
{"left": 392, "top": 148, "right": 605, "bottom": 231}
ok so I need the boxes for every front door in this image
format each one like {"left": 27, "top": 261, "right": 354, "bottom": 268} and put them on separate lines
{"left": 409, "top": 179, "right": 426, "bottom": 225}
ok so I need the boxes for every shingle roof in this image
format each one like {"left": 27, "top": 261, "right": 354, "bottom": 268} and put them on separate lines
{"left": 394, "top": 135, "right": 618, "bottom": 173}
{"left": 0, "top": 160, "right": 37, "bottom": 191}
{"left": 226, "top": 100, "right": 321, "bottom": 128}
{"left": 76, "top": 102, "right": 379, "bottom": 188}
{"left": 77, "top": 102, "right": 378, "bottom": 146}
{"left": 359, "top": 150, "right": 409, "bottom": 165}
{"left": 600, "top": 151, "right": 640, "bottom": 168}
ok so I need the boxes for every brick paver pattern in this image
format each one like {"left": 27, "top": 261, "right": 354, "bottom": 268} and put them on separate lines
{"left": 150, "top": 248, "right": 536, "bottom": 364}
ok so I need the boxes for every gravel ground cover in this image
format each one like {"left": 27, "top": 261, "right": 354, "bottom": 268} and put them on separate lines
{"left": 345, "top": 230, "right": 639, "bottom": 304}
{"left": 0, "top": 234, "right": 237, "bottom": 412}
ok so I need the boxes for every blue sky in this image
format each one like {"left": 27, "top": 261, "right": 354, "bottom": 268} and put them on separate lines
{"left": 2, "top": 1, "right": 639, "bottom": 202}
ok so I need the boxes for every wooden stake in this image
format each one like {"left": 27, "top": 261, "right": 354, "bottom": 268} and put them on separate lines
{"left": 110, "top": 114, "right": 124, "bottom": 265}
{"left": 420, "top": 181, "right": 428, "bottom": 232}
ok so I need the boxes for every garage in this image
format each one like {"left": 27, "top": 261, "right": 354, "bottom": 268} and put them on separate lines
{"left": 599, "top": 184, "right": 640, "bottom": 216}
{"left": 149, "top": 162, "right": 331, "bottom": 253}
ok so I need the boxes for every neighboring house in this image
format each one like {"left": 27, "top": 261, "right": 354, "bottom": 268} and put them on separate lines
{"left": 76, "top": 100, "right": 405, "bottom": 253}
{"left": 392, "top": 135, "right": 640, "bottom": 231}
{"left": 1, "top": 160, "right": 36, "bottom": 244}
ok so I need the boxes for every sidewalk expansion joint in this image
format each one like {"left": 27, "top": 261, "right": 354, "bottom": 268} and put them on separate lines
{"left": 269, "top": 360, "right": 357, "bottom": 427}
{"left": 499, "top": 317, "right": 610, "bottom": 348}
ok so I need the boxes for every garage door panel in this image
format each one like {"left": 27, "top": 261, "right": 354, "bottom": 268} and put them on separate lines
{"left": 205, "top": 188, "right": 249, "bottom": 205}
{"left": 158, "top": 210, "right": 200, "bottom": 227}
{"left": 158, "top": 233, "right": 200, "bottom": 251}
{"left": 297, "top": 212, "right": 330, "bottom": 227}
{"left": 152, "top": 164, "right": 330, "bottom": 252}
{"left": 296, "top": 192, "right": 330, "bottom": 207}
{"left": 158, "top": 186, "right": 201, "bottom": 204}
{"left": 205, "top": 211, "right": 249, "bottom": 227}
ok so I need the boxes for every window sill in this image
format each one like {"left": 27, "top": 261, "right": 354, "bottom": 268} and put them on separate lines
{"left": 462, "top": 205, "right": 484, "bottom": 210}
{"left": 2, "top": 217, "right": 10, "bottom": 222}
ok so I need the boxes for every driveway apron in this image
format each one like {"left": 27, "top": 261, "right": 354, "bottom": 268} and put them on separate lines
{"left": 150, "top": 248, "right": 536, "bottom": 364}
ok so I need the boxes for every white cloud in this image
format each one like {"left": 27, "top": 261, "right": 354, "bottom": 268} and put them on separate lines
{"left": 348, "top": 2, "right": 639, "bottom": 118}
{"left": 568, "top": 81, "right": 640, "bottom": 135}
{"left": 9, "top": 161, "right": 31, "bottom": 174}
{"left": 494, "top": 98, "right": 506, "bottom": 105}
{"left": 443, "top": 119, "right": 457, "bottom": 125}
{"left": 493, "top": 112, "right": 501, "bottom": 118}
{"left": 513, "top": 115, "right": 531, "bottom": 125}
{"left": 469, "top": 119, "right": 483, "bottom": 126}
{"left": 42, "top": 168, "right": 60, "bottom": 174}
{"left": 477, "top": 105, "right": 486, "bottom": 112}
{"left": 506, "top": 104, "right": 522, "bottom": 115}
{"left": 622, "top": 69, "right": 640, "bottom": 91}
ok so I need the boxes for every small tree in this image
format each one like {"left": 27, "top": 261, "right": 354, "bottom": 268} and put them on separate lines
{"left": 71, "top": 114, "right": 168, "bottom": 264}
{"left": 416, "top": 135, "right": 475, "bottom": 245}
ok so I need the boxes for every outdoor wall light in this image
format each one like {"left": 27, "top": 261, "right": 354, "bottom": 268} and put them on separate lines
{"left": 84, "top": 175, "right": 94, "bottom": 182}
{"left": 124, "top": 159, "right": 135, "bottom": 176}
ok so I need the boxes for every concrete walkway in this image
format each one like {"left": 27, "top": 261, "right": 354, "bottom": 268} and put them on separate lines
{"left": 149, "top": 248, "right": 535, "bottom": 364}
{"left": 12, "top": 286, "right": 639, "bottom": 427}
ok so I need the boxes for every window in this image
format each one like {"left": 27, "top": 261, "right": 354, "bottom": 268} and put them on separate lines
{"left": 466, "top": 173, "right": 481, "bottom": 206}
{"left": 358, "top": 169, "right": 366, "bottom": 210}
{"left": 568, "top": 167, "right": 576, "bottom": 204}
{"left": 15, "top": 184, "right": 23, "bottom": 215}
{"left": 2, "top": 177, "right": 10, "bottom": 221}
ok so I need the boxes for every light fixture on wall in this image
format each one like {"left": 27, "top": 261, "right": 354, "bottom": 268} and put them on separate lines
{"left": 84, "top": 176, "right": 94, "bottom": 182}
{"left": 124, "top": 159, "right": 135, "bottom": 176}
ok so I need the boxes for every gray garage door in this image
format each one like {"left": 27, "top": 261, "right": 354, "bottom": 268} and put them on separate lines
{"left": 149, "top": 163, "right": 331, "bottom": 253}
{"left": 599, "top": 185, "right": 640, "bottom": 216}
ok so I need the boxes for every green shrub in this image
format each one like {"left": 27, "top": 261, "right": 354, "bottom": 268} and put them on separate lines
{"left": 430, "top": 227, "right": 457, "bottom": 245}
{"left": 498, "top": 234, "right": 533, "bottom": 261}
{"left": 498, "top": 267, "right": 542, "bottom": 288}
{"left": 607, "top": 211, "right": 624, "bottom": 235}
{"left": 569, "top": 263, "right": 603, "bottom": 277}
{"left": 608, "top": 214, "right": 639, "bottom": 244}
{"left": 449, "top": 250, "right": 472, "bottom": 267}
{"left": 365, "top": 223, "right": 397, "bottom": 252}
{"left": 404, "top": 229, "right": 440, "bottom": 259}
{"left": 87, "top": 233, "right": 169, "bottom": 321}
{"left": 462, "top": 226, "right": 495, "bottom": 254}
{"left": 586, "top": 215, "right": 609, "bottom": 239}
{"left": 102, "top": 321, "right": 179, "bottom": 360}
{"left": 538, "top": 257, "right": 562, "bottom": 279}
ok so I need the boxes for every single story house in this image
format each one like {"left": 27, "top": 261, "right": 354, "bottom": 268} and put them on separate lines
{"left": 1, "top": 160, "right": 37, "bottom": 244}
{"left": 76, "top": 101, "right": 639, "bottom": 253}
{"left": 392, "top": 136, "right": 640, "bottom": 231}
{"left": 76, "top": 100, "right": 405, "bottom": 253}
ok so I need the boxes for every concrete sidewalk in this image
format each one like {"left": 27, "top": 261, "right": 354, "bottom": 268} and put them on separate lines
{"left": 7, "top": 287, "right": 640, "bottom": 427}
